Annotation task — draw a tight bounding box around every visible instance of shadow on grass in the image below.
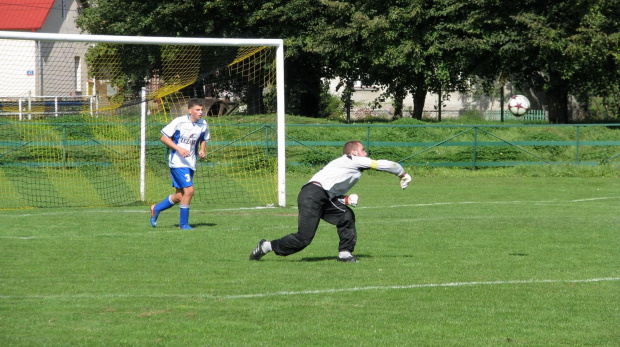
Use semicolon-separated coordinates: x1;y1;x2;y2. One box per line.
298;254;413;262
176;222;217;228
299;256;342;262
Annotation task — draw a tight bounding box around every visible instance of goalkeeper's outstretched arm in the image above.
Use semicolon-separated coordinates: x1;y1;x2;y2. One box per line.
368;159;411;190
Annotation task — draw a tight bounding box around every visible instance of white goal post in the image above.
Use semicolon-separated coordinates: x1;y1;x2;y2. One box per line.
0;30;287;208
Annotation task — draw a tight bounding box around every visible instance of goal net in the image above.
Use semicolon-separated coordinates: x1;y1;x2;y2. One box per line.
0;32;285;209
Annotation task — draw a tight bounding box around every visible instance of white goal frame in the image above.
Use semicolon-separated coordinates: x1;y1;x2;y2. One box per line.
0;31;287;207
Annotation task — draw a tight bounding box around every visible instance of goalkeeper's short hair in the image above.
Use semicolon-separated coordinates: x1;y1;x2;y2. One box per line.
343;141;362;155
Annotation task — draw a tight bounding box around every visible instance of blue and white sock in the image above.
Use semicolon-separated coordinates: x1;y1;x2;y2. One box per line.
179;205;190;226
154;195;175;214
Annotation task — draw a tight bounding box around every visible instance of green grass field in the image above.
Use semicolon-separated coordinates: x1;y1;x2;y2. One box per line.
1;174;619;346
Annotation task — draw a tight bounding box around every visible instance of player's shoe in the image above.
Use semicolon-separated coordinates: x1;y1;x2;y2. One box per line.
178;224;193;230
150;204;159;228
249;239;267;261
337;255;358;263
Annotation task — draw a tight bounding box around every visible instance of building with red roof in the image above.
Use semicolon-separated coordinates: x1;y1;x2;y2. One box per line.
0;0;56;31
0;1;88;100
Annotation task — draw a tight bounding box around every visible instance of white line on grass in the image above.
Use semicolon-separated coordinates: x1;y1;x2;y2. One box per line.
1;277;618;301
364;196;620;210
570;197;617;202
0;228;200;239
2;196;618;218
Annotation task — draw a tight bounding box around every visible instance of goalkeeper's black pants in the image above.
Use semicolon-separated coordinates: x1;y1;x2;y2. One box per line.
271;183;357;256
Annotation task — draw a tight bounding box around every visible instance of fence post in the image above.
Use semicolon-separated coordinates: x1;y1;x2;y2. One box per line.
28;91;32;120
473;127;478;170
438;88;442;122
62;126;67;168
575;126;580;164
89;95;94;117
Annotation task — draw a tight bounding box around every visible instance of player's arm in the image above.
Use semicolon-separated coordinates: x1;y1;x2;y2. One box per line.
198;138;207;159
363;157;412;190
198;129;209;159
160;134;190;158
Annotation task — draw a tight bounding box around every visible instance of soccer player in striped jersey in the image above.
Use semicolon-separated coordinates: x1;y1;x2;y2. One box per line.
150;99;210;230
250;140;411;262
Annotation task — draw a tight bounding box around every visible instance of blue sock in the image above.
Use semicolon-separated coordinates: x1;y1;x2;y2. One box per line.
179;205;190;226
154;195;175;214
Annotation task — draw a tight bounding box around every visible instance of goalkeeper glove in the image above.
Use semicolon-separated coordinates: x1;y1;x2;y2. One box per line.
338;194;359;207
400;173;412;190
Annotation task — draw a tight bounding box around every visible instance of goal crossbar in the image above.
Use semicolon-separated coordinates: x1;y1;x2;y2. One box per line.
0;31;283;47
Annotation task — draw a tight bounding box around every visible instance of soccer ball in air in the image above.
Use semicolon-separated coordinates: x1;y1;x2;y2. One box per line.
507;95;530;116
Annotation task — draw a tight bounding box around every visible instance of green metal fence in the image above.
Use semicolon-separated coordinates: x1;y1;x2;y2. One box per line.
2;121;619;171
284;123;620;169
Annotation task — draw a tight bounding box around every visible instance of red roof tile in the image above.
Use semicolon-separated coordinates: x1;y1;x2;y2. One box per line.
0;0;56;31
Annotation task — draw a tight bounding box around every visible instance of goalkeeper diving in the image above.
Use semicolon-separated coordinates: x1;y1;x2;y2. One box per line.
250;140;411;263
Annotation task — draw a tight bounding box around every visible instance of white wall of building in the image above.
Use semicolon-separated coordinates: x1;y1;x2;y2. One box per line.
0;0;88;99
39;0;83;35
0;39;37;97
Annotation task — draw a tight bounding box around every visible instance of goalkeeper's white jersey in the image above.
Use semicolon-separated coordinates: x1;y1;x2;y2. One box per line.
161;115;210;170
309;155;405;198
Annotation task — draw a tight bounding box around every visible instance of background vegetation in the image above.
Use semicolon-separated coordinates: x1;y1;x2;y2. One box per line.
212;114;620;172
77;0;619;123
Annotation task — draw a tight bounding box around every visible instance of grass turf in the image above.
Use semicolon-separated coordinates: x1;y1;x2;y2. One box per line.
1;175;619;346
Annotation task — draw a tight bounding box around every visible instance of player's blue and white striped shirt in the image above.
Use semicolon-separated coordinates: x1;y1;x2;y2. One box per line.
161;115;210;171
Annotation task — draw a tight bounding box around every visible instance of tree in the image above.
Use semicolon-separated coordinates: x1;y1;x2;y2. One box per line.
248;0;339;117
78;0;619;122
440;0;619;123
78;1;208;37
356;1;429;119
343;1;477;120
78;0;279;114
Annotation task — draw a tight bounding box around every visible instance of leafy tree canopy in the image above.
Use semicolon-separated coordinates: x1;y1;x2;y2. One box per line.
78;0;619;122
